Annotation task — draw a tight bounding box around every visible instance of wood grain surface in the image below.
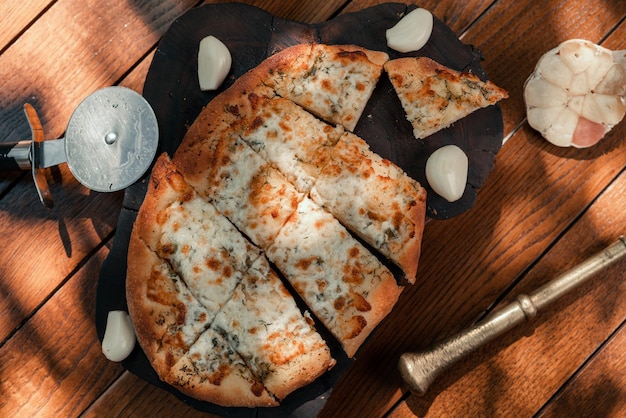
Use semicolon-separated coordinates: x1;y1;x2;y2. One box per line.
1;0;624;417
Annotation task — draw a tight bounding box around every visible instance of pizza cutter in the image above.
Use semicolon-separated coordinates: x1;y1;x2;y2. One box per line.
0;86;159;208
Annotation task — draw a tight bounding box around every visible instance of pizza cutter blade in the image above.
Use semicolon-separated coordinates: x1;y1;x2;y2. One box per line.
0;86;159;208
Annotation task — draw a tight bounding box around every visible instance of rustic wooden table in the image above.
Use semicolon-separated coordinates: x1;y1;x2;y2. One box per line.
1;1;625;417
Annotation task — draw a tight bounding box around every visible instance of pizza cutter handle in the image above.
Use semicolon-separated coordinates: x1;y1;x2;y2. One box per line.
0;140;32;170
0;104;53;208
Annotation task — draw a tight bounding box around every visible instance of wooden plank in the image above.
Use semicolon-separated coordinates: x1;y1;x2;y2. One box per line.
0;244;125;417
0;178;123;342
537;323;626;418
82;372;215;417
0;0;53;52
389;167;626;417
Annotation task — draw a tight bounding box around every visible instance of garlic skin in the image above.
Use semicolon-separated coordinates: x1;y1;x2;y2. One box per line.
198;35;232;91
524;39;626;148
425;145;468;203
386;8;433;53
102;310;136;362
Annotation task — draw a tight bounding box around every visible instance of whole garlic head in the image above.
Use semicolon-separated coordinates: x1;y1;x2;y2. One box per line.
524;39;626;148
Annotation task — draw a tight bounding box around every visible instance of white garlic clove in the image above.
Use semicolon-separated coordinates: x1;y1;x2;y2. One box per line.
524;77;568;108
559;40;596;75
102;310;136;362
386;8;433;53
425;145;468;203
597;63;626;96
198;35;232;91
581;93;626;126
543;107;580;147
537;52;573;90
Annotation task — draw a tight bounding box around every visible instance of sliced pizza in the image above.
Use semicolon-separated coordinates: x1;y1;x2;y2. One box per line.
310;132;426;283
212;256;334;400
266;197;403;358
384;56;508;139
128;154;334;406
261;43;389;131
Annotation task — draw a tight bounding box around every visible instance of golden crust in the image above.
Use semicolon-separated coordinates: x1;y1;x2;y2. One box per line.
126;227;202;378
340;270;404;357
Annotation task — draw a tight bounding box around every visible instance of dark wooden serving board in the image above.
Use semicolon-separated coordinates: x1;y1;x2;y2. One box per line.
97;2;504;416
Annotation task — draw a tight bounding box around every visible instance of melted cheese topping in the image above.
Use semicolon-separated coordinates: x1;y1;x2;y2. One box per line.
387;57;507;139
147;258;213;351
158;194;261;321
207;134;303;249
239;93;343;193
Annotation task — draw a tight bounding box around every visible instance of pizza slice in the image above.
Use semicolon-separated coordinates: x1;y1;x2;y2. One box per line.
310;132;426;283
235;89;344;193
134;153;262;319
266;197;403;358
384;56;508;139
175;131;304;250
212;255;335;400
261;43;389;131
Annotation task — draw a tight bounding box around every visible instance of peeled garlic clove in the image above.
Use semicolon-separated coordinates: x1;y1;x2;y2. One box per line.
198;35;232;91
524;39;626;148
386;8;433;53
425;145;468;202
102;310;136;362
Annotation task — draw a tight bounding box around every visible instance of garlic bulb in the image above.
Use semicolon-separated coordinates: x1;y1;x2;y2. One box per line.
198;35;232;91
425;145;468;202
102;310;136;362
524;39;626;148
386;8;433;53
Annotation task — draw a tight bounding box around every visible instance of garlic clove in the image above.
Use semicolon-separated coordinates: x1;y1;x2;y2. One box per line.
543;107;580;147
386;8;433;53
537;52;573;90
581;93;626;126
102;310;136;362
524;77;568;108
425;145;468;203
572;117;606;148
597;63;626;96
198;35;232;91
559;40;596;75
